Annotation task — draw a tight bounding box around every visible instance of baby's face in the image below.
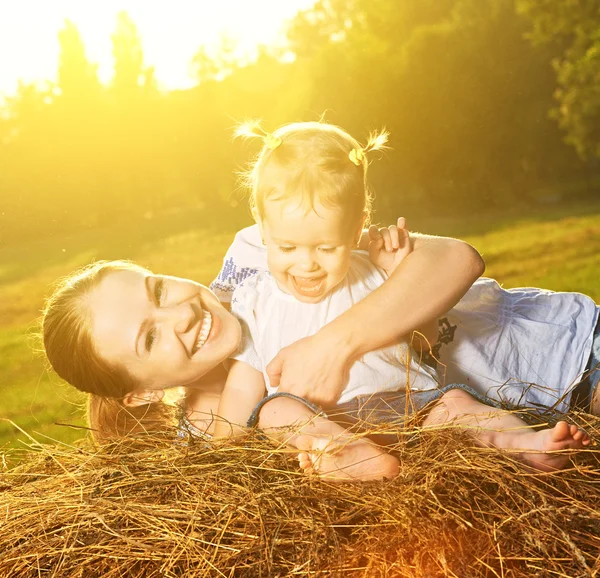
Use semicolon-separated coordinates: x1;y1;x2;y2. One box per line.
260;199;361;303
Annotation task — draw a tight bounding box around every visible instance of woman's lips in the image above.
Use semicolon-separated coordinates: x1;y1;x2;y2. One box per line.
194;308;221;355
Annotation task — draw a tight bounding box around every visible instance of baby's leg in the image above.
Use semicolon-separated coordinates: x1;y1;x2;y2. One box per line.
424;389;591;471
257;396;399;482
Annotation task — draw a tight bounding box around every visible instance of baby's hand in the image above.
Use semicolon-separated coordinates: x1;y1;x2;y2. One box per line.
368;217;412;275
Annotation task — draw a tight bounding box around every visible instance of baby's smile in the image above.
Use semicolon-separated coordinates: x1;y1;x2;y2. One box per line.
290;274;326;297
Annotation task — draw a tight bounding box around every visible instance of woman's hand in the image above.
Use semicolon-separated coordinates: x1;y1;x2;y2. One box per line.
368;217;412;275
266;329;352;407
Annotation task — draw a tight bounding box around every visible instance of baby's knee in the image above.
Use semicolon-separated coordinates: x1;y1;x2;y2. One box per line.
255;395;318;430
423;388;476;425
439;388;475;406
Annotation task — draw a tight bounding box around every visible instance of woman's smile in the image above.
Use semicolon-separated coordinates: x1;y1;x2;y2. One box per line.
192;309;214;354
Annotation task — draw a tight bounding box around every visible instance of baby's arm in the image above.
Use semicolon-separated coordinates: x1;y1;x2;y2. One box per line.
213;363;399;480
214;360;266;438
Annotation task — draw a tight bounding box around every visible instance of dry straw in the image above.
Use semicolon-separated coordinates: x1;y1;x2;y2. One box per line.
1;412;600;577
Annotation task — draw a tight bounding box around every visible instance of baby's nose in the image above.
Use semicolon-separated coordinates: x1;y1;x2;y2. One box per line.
298;251;319;270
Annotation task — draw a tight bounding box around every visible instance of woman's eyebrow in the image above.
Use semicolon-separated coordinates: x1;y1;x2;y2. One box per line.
134;276;153;357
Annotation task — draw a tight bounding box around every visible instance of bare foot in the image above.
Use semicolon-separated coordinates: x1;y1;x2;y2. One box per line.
295;434;400;482
514;421;591;471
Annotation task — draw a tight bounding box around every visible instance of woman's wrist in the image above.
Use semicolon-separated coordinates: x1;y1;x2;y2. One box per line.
316;316;362;361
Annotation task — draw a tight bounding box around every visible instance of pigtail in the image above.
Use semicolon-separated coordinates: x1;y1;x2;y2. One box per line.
234;119;265;140
364;129;390;153
234;120;282;150
349;129;390;166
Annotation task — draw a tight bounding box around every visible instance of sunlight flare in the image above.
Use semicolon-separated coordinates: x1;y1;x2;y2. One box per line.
0;0;315;96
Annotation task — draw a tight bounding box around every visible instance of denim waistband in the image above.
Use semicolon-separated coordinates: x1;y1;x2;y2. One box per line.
246;392;323;428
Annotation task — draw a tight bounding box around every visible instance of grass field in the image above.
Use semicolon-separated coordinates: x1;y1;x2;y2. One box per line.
1;199;599;451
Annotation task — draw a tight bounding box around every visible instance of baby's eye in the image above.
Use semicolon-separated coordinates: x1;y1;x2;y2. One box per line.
318;247;338;253
278;246;296;253
154;277;165;304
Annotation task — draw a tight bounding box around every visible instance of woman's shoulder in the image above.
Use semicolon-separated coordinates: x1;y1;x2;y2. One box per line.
233;224;263;247
210;225;268;302
231;271;277;312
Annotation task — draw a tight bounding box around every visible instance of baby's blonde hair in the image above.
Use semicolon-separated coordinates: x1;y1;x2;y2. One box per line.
236;120;388;230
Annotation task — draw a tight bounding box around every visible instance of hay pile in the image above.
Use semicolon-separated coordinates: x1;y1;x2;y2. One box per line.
2;416;600;578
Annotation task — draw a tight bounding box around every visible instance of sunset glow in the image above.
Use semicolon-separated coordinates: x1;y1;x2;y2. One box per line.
0;0;315;97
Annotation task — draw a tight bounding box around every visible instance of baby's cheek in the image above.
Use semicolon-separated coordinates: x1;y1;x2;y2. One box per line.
333;253;352;276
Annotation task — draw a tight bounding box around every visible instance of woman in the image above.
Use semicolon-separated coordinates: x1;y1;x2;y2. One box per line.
41;226;594;478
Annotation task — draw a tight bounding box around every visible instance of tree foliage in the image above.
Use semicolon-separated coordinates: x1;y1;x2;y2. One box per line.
518;0;600;158
0;3;596;246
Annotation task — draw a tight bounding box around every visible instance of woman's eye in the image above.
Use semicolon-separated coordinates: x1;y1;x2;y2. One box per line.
145;327;157;352
154;278;165;304
278;246;295;253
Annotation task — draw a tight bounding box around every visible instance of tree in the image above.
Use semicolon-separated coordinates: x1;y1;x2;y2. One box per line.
111;11;156;97
57;20;101;100
518;0;600;158
286;0;571;213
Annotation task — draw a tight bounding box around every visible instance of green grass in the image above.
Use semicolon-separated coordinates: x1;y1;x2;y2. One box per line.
0;211;243;452
464;213;600;300
1;200;598;451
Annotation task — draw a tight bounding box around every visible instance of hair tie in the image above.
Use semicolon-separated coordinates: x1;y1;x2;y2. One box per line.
264;133;282;150
349;147;365;166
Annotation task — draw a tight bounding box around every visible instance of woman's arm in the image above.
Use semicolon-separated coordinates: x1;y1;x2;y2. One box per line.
266;232;485;406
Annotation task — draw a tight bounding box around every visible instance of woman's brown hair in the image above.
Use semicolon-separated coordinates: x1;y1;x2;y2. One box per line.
42;260;177;443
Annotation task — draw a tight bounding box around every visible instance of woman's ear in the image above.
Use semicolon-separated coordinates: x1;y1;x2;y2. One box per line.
122;388;165;408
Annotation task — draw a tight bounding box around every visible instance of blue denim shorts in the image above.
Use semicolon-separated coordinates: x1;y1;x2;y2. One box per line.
570;309;600;412
247;384;498;432
247;392;324;428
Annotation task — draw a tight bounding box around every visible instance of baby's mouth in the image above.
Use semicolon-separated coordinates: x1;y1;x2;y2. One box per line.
192;310;213;354
291;275;326;297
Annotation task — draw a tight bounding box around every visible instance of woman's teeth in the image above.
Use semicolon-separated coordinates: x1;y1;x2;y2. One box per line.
194;310;213;352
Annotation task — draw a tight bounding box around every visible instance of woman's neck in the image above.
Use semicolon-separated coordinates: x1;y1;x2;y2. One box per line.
183;364;227;435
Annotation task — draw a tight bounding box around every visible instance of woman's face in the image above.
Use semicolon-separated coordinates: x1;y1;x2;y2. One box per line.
87;269;241;390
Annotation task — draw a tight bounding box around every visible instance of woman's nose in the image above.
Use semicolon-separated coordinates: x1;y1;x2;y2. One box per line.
158;301;201;334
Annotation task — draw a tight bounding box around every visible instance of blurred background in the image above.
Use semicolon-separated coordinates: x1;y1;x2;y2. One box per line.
1;0;599;451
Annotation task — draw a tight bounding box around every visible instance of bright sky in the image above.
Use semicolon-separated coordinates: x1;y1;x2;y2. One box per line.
0;0;316;97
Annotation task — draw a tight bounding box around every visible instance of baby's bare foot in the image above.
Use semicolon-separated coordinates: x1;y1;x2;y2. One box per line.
518;421;591;471
295;434;399;482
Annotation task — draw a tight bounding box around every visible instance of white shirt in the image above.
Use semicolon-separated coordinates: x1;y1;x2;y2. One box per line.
435;278;598;413
210;225;266;304
228;253;439;404
211;225;599;411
